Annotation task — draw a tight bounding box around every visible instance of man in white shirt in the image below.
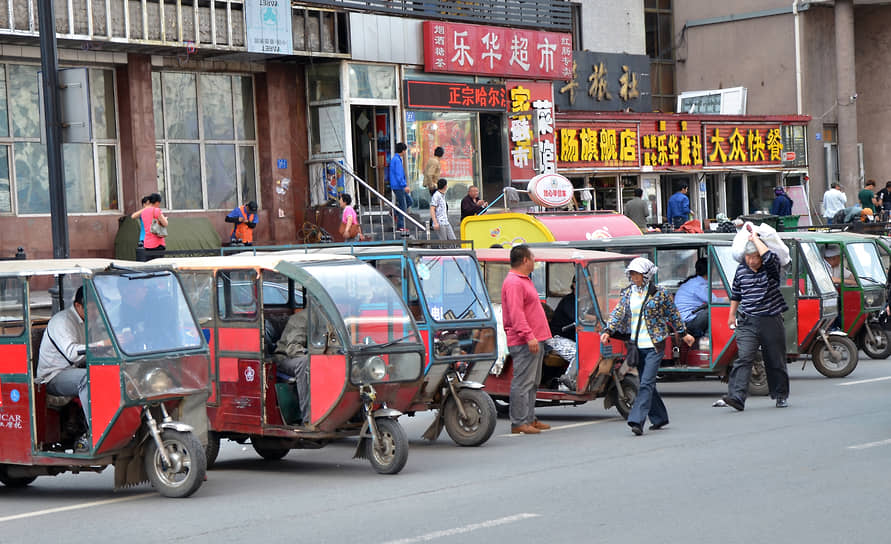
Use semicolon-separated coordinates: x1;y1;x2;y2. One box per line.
822;182;847;224
430;178;456;241
36;287;92;451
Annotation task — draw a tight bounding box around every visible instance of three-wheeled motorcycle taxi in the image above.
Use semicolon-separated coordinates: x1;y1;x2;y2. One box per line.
0;259;210;497
475;247;640;417
157;254;425;474
280;243;499;446
558;233;848;387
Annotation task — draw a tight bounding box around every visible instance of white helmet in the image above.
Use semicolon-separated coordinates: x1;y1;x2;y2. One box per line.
626;257;658;284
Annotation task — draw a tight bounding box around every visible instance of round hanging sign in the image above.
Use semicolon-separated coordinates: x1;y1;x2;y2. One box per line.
527;173;574;208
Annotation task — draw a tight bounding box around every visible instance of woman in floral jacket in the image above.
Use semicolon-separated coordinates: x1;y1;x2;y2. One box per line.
601;257;694;436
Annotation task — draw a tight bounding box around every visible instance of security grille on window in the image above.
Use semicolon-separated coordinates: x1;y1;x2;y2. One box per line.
0;65;120;214
153;72;259;211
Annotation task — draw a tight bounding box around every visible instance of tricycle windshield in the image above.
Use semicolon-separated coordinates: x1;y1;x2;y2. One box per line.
654;249;699;289
800;242;837;295
93;273;203;356
303;263;421;347
846;243;886;287
713;246;740;286
414;255;491;322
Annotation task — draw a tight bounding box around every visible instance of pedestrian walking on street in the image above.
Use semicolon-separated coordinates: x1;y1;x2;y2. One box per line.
723;232;790;411
502;245;552;435
424;146;444;196
601;258;693;436
822;182;847;224
388;142;409;231
770;187;793;216
623;188;649;229
430;178;456;241
667;184;691;229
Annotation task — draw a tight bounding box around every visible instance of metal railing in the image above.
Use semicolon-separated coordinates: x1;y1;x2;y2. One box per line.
0;0;348;56
328;161;430;241
299;0;572;31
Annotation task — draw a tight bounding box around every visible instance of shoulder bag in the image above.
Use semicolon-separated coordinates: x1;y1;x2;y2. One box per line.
150;218;168;238
623;288;654;368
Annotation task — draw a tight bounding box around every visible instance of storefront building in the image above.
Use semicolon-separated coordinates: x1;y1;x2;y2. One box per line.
556;112;810;225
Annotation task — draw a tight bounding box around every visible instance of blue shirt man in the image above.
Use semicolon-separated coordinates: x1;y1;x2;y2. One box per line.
675;275;708;323
388;142;409;230
667;185;690;228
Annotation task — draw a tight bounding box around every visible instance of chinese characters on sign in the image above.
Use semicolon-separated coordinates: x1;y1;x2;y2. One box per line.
508;81;556;181
554;51;651;112
704;124;783;166
557;123;639;169
423;21;573;80
244;0;293;53
404;81;508;112
639;119;703;168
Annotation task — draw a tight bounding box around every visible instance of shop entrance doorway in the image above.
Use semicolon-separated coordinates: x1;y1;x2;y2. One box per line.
479;113;506;204
351;105;395;196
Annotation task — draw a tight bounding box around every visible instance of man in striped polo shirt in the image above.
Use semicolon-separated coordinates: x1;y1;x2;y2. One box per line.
723;233;790;410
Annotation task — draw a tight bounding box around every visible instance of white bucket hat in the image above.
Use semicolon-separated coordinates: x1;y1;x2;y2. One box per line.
626;257;658;284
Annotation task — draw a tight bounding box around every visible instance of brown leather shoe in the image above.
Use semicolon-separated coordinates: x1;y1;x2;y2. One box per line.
531;420;551;430
511;424;541;434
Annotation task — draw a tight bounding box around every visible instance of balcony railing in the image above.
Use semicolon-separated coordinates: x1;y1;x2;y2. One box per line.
300;0;572;31
0;0;348;56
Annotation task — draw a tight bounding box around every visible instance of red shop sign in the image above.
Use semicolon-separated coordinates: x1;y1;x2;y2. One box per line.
404;80;507;112
704;124;784;167
423;21;573;80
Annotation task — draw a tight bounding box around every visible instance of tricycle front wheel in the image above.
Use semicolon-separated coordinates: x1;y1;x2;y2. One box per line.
812;335;859;378
443;389;497;447
0;465;36;488
251;437;290;461
144;430;206;498
610;374;639;419
366;418;408;475
859;327;891;360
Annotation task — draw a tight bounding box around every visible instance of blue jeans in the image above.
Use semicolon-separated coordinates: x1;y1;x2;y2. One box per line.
627;346;668;428
392;189;409;229
47;367;90;431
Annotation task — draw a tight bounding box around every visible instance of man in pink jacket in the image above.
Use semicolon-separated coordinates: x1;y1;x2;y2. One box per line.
502;245;552;434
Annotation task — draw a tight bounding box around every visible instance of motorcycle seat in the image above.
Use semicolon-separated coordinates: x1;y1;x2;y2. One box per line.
47;394;75;408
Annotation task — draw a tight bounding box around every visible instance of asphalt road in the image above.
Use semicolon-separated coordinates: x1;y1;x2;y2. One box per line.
2;358;891;543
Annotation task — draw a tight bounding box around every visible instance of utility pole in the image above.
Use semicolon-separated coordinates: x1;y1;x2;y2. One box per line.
37;0;69;259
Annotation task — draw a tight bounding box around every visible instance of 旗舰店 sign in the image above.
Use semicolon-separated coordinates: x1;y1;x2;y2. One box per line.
245;0;293;54
507;81;555;182
404;81;507;112
423;21;573;80
528;173;574;208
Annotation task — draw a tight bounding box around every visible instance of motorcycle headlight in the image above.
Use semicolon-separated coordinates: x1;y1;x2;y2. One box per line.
145;369;174;393
865;294;877;307
366;356;387;381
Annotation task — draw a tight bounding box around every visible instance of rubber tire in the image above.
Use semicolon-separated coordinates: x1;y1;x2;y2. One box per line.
366;418;408;475
859;327;891;360
144;430;206;498
442;389;498;447
205;431;221;469
251;437;290;461
610;374;639;419
0;465;36;488
492;397;510;418
747;359;770;396
812;335;859;378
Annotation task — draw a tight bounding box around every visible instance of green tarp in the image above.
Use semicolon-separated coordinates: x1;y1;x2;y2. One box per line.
114;217;222;260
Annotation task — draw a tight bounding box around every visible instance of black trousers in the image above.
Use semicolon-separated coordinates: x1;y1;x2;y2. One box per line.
728;313;789;403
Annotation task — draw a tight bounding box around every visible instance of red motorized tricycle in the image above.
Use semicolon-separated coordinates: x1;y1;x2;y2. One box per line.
0;260;210;497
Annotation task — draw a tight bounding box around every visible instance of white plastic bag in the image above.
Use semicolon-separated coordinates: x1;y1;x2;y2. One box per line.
731;221;791;265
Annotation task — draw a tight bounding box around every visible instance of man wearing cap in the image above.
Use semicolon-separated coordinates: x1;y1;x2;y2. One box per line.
822;182;846;224
822;245;855;286
226;201;259;245
723;233;790;411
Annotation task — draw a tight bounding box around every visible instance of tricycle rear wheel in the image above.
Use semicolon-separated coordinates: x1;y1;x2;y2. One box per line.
251;437;290;461
443;389;497;447
0;465;36;488
205;431;221;469
858;327;891;359
144;429;206;498
812;335;859;378
610;374;639;419
747;359;769;396
366;418;408;475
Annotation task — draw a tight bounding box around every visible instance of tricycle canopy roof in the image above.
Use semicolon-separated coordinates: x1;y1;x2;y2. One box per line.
274;245;480;260
475;247;630;264
152;253;350;270
546;234;732;250
0;258;146;277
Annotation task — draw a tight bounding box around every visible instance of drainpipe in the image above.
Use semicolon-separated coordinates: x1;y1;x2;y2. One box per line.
793;0;803;115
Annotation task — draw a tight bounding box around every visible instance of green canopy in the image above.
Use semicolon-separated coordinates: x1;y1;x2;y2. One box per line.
115;217;222;260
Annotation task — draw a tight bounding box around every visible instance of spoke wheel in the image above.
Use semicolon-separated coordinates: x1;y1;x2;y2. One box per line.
610;374;639;419
859;327;891;360
366;418;408;475
747;358;770;396
812;335;859;378
443;389;497;447
144;430;206;498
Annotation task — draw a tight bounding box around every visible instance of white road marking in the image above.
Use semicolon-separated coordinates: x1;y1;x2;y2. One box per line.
499;417;621;438
381;513;540;544
0;492;154;523
838;376;891;386
847;438;891;451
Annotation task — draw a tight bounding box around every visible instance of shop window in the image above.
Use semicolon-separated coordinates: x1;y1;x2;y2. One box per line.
153;72;258;211
645;0;675;112
747;174;779;214
0;65;121;214
347;64;396;101
406;110;479;210
781;125;808;168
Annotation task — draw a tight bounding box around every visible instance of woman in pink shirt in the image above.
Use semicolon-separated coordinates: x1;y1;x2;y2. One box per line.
139;193;168;261
339;193;361;243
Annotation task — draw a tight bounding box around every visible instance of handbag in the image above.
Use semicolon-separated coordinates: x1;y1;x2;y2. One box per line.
623;288;653;368
150;218;168;238
339;220;360;239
